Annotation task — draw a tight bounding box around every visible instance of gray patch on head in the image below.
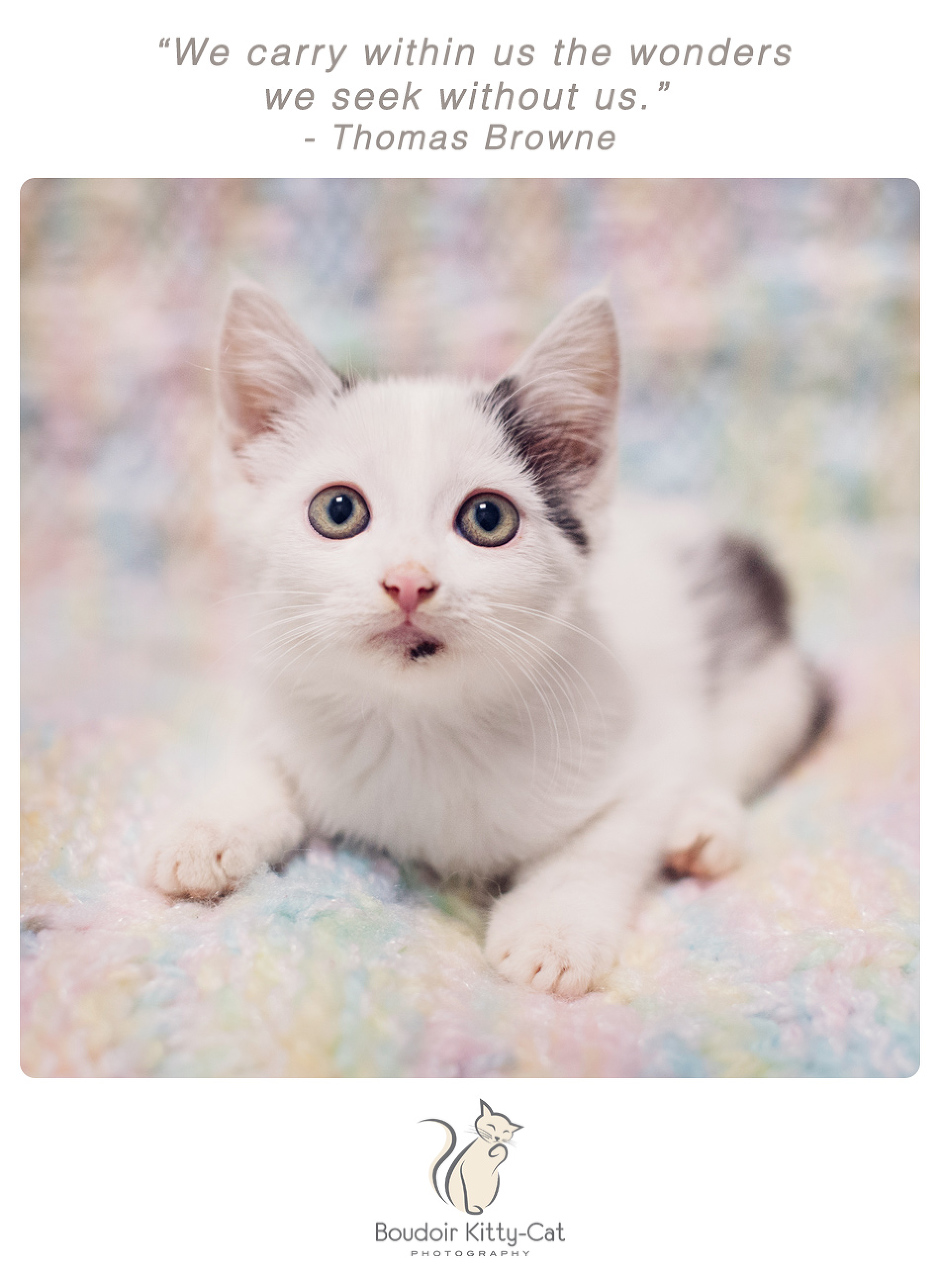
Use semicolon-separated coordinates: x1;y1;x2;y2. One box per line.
687;534;791;683
481;378;589;552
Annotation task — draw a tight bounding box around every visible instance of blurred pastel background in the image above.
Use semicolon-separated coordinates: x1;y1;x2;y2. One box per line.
21;179;918;1077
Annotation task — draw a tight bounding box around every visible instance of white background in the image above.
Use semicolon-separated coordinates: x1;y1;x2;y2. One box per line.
7;2;931;1273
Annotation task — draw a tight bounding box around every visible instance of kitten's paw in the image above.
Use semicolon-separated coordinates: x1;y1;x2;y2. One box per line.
150;808;304;899
663;786;746;879
151;821;263;898
485;903;615;998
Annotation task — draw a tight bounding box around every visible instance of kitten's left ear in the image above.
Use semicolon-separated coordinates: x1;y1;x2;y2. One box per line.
217;285;343;452
480;1100;494;1117
486;291;620;518
509;1123;523;1134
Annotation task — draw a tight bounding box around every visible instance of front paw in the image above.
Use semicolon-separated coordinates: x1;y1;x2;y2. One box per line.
150;820;265;899
485;897;616;998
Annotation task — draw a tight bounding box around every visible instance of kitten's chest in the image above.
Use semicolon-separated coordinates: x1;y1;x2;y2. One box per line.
271;698;604;874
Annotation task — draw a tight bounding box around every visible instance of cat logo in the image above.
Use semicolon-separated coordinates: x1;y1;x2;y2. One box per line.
422;1100;523;1214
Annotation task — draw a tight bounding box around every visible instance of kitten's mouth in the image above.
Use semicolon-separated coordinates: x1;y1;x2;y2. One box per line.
408;639;442;661
372;620;445;663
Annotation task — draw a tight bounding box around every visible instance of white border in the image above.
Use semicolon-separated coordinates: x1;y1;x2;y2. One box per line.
9;3;930;1273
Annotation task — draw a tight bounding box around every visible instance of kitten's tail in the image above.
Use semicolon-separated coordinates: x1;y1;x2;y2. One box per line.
421;1119;457;1203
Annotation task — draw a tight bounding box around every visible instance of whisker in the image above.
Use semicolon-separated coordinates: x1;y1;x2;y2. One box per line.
483;612;600;709
477;617;584;781
261;624;342;688
475;624;568;786
491;601;623;667
463;632;541;785
481;610;612;756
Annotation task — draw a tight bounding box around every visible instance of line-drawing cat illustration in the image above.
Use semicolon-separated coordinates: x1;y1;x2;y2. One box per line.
423;1100;523;1214
150;285;831;997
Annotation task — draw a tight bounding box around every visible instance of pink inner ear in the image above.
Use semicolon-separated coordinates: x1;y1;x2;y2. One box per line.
217;286;341;450
487;292;620;516
505;291;619;434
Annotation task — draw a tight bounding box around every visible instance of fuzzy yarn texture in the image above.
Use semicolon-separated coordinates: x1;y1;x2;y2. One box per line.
21;178;918;1077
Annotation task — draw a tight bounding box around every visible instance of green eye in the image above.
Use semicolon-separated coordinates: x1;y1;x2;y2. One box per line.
308;486;370;539
456;493;520;547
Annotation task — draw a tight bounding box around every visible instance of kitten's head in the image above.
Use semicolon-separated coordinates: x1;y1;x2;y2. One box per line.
216;285;619;703
474;1100;522;1145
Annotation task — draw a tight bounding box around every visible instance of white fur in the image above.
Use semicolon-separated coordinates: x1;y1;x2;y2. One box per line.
151;288;821;998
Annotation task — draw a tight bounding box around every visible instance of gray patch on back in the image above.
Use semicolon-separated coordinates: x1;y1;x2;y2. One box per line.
687;534;791;683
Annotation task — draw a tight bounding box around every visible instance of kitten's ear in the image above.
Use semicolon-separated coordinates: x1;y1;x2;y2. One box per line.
509;1123;523;1133
480;1100;494;1117
486;291;620;505
217;285;343;450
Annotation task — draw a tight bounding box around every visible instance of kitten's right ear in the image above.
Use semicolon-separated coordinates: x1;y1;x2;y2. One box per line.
217;285;342;450
485;291;619;530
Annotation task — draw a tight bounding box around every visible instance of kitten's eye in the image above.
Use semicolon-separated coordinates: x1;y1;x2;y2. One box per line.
308;486;371;539
456;493;519;547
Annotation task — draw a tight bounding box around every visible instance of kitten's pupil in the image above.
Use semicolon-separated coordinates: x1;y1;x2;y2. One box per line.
329;494;353;525
475;501;501;533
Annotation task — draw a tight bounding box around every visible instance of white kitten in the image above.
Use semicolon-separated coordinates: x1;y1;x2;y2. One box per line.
151;286;828;998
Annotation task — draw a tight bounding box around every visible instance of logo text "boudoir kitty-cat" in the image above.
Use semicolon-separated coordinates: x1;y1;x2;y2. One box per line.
375;1222;566;1245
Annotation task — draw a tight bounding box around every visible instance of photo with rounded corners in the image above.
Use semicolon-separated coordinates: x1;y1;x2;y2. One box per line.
21;178;918;1078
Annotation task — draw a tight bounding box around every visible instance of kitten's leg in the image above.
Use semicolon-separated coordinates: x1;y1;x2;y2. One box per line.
665;646;829;880
709;643;831;800
485;801;668;998
150;753;305;899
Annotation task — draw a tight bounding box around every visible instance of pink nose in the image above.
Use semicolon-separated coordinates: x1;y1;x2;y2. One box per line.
382;563;439;615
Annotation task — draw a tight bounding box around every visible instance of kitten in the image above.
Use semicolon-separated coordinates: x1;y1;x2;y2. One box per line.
424;1100;522;1214
151;285;829;997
